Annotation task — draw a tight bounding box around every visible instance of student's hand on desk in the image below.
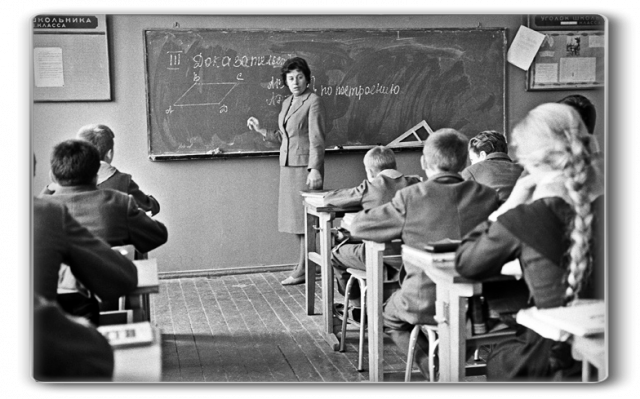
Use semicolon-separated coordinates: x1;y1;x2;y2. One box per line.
307;169;322;190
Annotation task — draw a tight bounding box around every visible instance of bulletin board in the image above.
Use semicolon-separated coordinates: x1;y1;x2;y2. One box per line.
526;30;606;91
32;14;111;102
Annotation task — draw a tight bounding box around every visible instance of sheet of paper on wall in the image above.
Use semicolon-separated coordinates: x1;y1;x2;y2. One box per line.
34;47;64;87
507;25;546;71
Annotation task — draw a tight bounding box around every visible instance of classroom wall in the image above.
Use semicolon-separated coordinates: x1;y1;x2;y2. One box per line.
31;14;605;274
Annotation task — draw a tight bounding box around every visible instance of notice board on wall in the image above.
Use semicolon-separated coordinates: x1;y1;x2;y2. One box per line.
143;28;506;160
527;30;605;90
33;14;111;102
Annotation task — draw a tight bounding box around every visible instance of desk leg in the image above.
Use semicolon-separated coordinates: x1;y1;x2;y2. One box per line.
435;284;451;382
127;294;146;322
319;214;340;351
305;207;316;315
143;293;151;322
449;293;467;382
366;241;385;382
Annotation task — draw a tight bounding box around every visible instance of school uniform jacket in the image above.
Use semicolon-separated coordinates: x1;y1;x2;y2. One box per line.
39;162;161;216
454;196;604;380
324;169;422;210
263;89;326;172
34;295;114;381
33;197;138;302
461;152;524;202
46;185;168;254
349;172;500;325
96;162;160;216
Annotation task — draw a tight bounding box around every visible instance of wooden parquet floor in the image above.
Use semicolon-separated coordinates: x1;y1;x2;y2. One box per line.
150;270;485;383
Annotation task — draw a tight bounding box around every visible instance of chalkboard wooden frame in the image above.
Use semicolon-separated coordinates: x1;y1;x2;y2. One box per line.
143;28;507;161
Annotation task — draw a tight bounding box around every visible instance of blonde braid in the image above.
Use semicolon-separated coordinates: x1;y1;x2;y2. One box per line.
513;103;596;304
562;133;594;304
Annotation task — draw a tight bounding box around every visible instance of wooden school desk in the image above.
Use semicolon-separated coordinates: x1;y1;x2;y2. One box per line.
516;301;606;382
572;334;606;382
365;240;387;382
401;245;516;382
128;259;160;322
110;326;162;381
302;194;359;350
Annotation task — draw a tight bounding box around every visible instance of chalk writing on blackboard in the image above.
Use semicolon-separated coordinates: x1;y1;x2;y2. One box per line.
144;29;506;159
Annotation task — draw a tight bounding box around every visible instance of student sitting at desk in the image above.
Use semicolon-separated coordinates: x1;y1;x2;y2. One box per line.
455;103;604;381
460;130;523;202
325;146;421;319
41;124;161;216
34;152;137;312
34;195;138;316
34;294;114;381
349;129;500;378
41;139;168;323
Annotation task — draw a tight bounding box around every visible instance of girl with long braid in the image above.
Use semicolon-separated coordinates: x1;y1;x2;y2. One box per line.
455;103;604;381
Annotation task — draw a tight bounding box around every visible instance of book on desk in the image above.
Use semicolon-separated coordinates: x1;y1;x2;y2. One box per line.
97;321;154;348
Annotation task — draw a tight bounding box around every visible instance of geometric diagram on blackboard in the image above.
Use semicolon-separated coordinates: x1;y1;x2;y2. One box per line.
387;120;434;148
173;82;238;107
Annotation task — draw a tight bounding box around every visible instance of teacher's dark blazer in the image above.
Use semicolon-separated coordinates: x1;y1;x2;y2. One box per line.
264;89;326;171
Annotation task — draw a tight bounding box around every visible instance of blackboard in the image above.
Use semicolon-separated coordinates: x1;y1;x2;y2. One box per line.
144;29;506;160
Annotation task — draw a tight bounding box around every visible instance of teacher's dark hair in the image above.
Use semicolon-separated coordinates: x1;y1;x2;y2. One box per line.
281;57;311;84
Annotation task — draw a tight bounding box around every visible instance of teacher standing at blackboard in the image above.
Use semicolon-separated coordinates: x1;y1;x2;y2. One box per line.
247;57;326;286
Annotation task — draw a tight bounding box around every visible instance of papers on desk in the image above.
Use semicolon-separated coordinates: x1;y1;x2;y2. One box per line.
98;322;154;348
516;300;605;341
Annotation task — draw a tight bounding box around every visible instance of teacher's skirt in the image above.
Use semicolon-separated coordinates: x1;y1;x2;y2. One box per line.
278;165;310;234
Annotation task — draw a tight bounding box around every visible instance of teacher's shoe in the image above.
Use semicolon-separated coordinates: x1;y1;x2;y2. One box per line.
281;275;305;286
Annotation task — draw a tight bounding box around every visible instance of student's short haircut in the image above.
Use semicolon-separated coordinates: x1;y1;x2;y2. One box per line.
77;124;115;160
280;57;311;84
422;128;468;173
468;130;508;155
557;94;596;134
50;139;101;186
364;146;396;171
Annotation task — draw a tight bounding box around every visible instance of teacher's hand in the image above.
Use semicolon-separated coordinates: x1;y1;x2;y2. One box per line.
246;116;265;136
307;169;322;190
